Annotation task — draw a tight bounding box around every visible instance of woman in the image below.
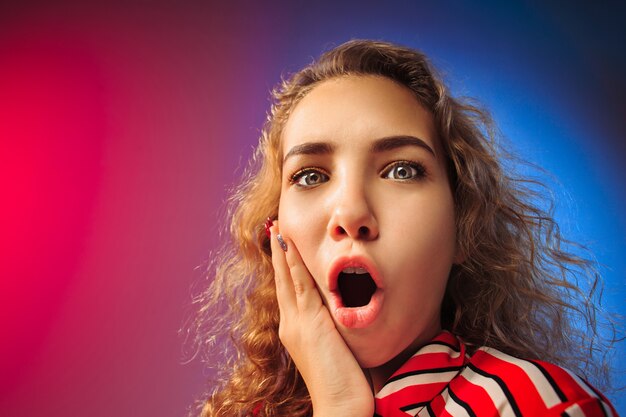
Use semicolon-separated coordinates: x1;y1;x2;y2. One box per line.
192;40;618;416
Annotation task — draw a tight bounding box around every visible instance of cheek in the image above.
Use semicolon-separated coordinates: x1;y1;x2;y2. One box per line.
278;200;331;296
387;193;457;270
278;194;325;268
278;194;314;238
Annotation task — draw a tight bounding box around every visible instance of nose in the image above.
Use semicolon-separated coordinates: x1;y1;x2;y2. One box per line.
327;182;379;241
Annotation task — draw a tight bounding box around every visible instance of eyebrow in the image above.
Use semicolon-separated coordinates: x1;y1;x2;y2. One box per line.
283;142;335;163
283;135;435;164
370;135;435;156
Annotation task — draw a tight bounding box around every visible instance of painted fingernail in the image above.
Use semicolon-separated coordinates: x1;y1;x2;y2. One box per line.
276;233;288;252
264;217;273;239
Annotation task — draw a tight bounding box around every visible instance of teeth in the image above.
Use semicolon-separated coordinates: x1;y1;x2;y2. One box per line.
341;267;368;274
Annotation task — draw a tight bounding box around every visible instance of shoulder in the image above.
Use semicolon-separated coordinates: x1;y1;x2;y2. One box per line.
448;346;618;417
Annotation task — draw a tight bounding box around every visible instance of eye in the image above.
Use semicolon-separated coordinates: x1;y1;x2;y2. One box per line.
382;161;426;181
290;168;329;188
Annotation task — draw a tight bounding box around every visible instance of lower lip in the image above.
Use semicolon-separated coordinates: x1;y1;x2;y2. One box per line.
330;289;384;329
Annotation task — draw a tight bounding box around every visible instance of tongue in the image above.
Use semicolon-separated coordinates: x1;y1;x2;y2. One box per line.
338;272;377;308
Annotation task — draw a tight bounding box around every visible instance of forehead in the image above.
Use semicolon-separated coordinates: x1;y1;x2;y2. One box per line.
281;75;439;153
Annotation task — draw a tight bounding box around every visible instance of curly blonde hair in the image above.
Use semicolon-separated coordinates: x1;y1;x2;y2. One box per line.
189;40;611;417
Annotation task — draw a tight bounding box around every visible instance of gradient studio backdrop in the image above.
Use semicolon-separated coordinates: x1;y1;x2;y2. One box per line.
1;1;624;416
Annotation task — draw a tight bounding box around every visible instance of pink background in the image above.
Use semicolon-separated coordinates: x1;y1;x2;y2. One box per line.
1;1;624;415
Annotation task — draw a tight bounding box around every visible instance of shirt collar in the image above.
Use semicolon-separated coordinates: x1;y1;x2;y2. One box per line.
374;331;468;416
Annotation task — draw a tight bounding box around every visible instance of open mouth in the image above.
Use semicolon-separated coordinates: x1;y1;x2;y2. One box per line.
328;257;383;328
337;267;377;308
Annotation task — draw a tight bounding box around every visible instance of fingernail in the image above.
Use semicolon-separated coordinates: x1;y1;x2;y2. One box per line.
276;233;288;252
264;217;273;239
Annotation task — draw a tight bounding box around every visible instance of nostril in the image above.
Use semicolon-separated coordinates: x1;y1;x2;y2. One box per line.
332;225;373;238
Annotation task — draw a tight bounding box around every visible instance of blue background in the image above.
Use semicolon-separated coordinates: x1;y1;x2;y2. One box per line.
1;1;623;415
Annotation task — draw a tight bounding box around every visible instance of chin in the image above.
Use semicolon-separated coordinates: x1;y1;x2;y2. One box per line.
356;356;388;369
348;324;441;371
349;341;398;368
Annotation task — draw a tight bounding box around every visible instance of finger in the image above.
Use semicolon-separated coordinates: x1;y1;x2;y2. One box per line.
269;223;296;315
280;234;324;312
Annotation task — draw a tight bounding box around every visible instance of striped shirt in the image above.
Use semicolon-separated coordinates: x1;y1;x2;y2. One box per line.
374;331;618;417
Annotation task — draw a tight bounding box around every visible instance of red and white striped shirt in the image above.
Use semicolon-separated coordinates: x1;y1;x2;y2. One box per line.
374;331;618;417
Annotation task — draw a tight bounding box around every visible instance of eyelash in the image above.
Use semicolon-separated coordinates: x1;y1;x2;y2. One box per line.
381;160;427;181
288;160;427;188
289;166;330;188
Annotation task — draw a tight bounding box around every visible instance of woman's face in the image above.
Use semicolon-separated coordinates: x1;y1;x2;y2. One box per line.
278;75;460;369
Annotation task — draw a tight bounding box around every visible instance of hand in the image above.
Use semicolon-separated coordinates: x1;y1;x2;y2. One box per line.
270;223;374;417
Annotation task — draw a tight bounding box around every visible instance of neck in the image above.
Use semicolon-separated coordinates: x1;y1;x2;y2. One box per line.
365;325;442;393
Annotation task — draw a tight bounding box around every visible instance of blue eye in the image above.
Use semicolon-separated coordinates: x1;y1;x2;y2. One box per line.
291;169;329;188
382;161;426;181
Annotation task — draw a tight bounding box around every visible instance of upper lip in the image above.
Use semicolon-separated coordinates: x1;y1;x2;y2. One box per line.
328;254;383;293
